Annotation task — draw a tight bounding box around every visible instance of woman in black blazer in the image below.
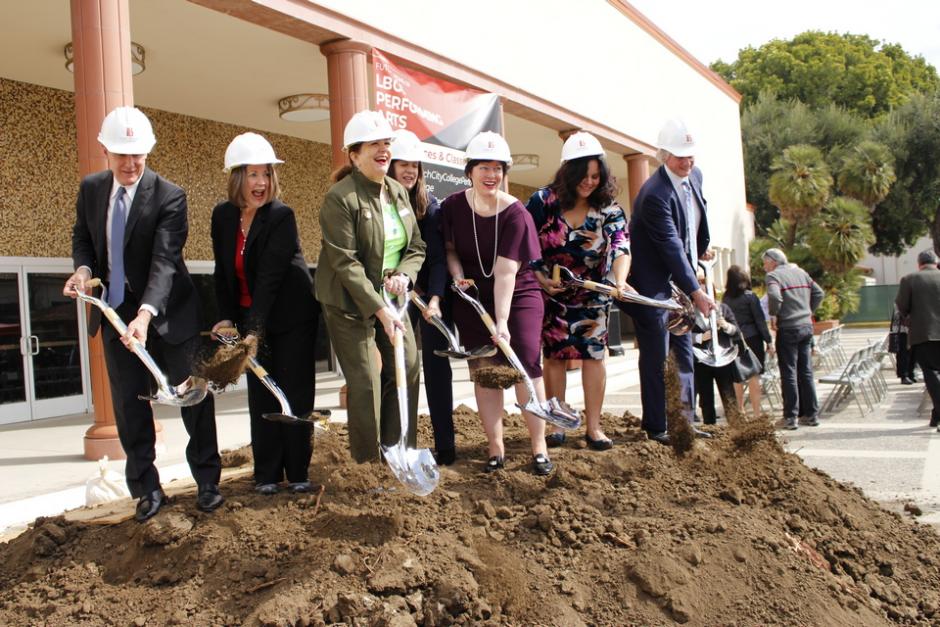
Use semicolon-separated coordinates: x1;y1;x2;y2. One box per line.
211;133;320;495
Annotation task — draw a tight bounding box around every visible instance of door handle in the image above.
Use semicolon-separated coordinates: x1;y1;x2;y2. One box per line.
29;335;39;355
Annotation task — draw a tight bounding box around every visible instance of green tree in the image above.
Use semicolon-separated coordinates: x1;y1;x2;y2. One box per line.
836;140;896;208
768;144;832;247
741;93;866;231
871;91;940;255
807;197;876;272
713;31;939;117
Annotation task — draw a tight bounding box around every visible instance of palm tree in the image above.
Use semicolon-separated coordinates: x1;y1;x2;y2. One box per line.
807;196;875;274
837;140;896;209
768;144;833;247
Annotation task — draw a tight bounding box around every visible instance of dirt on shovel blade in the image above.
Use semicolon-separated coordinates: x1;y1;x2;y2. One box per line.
4;397;940;626
195;335;258;391
471;365;523;389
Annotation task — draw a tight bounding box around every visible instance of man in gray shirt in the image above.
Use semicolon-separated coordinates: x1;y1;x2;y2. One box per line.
763;248;825;429
896;249;940;429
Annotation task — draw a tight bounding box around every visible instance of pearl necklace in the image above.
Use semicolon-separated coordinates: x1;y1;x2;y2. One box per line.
470;189;498;279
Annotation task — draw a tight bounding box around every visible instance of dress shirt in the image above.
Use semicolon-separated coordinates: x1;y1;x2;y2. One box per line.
663;166;702;259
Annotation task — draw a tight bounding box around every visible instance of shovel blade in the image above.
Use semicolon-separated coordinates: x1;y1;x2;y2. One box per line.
139;377;208;407
692;345;739;368
383;444;440;496
517;398;582;430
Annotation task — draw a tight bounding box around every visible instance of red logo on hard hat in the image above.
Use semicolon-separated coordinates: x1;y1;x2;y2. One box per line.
487;141;494;149
578;140;585;147
126;127;134;137
685;134;692;143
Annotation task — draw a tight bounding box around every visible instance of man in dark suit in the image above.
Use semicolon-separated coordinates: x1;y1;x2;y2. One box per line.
896;249;940;429
617;119;716;445
64;106;223;521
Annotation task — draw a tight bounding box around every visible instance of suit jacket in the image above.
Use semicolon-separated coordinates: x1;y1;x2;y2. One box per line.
627;165;710;300
315;168;426;318
896;267;940;346
211;199;319;335
71;168;200;344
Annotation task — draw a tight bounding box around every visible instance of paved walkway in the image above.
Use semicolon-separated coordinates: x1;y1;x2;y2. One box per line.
2;326;935;539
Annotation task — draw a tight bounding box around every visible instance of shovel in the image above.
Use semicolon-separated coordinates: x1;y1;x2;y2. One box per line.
553;265;701;335
381;289;440;496
409;293;497;360
71;279;208;407
691;260;738;368
212;329;330;429
451;281;581;430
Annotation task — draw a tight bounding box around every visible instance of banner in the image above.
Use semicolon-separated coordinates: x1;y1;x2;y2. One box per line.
373;48;501;198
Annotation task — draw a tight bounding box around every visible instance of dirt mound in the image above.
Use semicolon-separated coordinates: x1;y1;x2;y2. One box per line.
2;408;940;626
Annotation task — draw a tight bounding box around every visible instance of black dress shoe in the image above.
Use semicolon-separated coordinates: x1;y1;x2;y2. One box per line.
434;447;456;466
647;431;671;445
931;416;940;428
585;434;614;451
692;427;713;439
483;456;504;473
545;432;566;448
196;484;224;512
135;489;168;522
901;377;915;385
532;454;554;476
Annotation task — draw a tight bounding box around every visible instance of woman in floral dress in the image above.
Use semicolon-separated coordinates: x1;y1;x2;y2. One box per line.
527;132;631;450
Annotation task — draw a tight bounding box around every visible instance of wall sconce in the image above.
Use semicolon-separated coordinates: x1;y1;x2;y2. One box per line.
278;93;330;122
511;154;539;172
64;41;146;75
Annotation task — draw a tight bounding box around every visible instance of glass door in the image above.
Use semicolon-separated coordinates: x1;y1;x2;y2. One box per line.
23;269;89;419
0;268;29;424
0;263;90;424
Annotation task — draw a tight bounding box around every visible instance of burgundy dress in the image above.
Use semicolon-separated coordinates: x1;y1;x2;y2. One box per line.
440;191;544;378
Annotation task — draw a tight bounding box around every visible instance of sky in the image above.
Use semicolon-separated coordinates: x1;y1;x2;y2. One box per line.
627;0;940;71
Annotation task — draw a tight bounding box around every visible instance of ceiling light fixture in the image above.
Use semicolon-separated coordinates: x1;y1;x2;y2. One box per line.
64;41;145;75
278;93;330;122
511;154;539;172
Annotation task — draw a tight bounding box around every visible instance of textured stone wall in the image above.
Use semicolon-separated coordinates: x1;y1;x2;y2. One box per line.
0;77;331;262
508;181;538;205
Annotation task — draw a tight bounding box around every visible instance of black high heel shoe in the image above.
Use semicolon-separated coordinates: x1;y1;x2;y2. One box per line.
483;456;504;473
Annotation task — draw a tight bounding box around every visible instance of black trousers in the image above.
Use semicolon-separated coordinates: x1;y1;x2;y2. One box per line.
241;312;317;485
776;324;819;420
896;332;915;379
407;299;455;453
101;301;221;498
694;361;735;424
914;341;940;424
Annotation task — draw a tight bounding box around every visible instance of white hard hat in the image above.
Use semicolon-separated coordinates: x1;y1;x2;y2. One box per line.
561;131;604;163
464;131;512;165
390;129;424;162
656;118;696;157
97;106;156;155
343;110;395;150
223;132;283;172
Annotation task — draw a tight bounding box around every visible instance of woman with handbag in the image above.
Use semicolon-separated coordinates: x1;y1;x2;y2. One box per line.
890;306;916;384
723;265;773;417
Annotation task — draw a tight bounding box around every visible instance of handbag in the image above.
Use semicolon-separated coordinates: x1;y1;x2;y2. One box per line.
731;337;761;383
887;332;900;354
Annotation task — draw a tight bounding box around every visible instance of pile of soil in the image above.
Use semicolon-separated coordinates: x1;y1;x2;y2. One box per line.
2;406;940;626
470;366;524;389
195;334;258;391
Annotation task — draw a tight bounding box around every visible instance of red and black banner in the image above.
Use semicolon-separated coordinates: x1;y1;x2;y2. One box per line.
373;49;501;198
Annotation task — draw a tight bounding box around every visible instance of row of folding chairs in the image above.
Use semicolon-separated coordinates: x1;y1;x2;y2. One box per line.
817;344;888;416
814;326;847;370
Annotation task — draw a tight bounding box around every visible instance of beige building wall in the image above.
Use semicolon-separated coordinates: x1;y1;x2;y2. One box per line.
1;78;330;262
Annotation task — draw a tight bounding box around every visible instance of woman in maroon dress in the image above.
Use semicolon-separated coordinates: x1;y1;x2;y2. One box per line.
441;132;553;476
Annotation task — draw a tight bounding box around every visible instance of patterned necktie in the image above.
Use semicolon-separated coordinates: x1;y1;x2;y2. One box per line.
682;181;697;264
109;187;127;308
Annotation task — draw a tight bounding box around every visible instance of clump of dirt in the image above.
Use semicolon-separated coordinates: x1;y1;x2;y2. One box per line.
195;334;258;391
471;365;523;389
3;406;940;626
665;356;695;454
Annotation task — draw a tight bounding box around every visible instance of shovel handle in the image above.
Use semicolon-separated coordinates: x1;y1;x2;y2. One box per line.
552;265;560;282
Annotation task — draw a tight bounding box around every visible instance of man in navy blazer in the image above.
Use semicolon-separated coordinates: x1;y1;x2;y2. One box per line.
64;107;222;521
617;119;716;445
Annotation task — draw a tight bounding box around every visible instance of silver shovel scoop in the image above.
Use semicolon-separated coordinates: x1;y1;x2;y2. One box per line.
409;293;497;360
381;289;440;496
451;281;581;430
71;279;208;407
691;260;738;368
212;329;330;430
